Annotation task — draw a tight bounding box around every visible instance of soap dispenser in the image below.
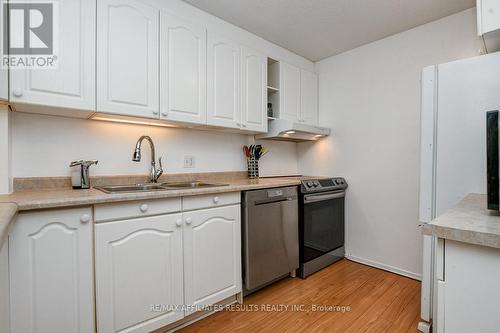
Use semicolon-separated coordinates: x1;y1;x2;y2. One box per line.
70;160;98;189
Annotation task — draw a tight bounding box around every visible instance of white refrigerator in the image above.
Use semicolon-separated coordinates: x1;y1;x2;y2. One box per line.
418;52;500;332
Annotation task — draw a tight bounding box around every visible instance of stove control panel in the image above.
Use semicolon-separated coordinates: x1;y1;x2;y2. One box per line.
301;177;348;193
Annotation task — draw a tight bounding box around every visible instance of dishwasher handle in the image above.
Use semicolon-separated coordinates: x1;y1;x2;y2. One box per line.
304;191;345;203
254;196;296;206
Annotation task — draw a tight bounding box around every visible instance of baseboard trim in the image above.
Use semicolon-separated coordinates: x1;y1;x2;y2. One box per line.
345;254;422;281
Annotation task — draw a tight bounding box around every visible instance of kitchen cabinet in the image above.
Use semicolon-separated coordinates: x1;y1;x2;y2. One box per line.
97;0;159;118
0;240;9;333
433;239;500;333
95;195;241;332
279;62;301;122
183;205;242;314
9;207;94;333
0;68;6;101
160;12;207;124
207;33;241;129
0;0;6;102
477;0;500;53
241;46;267;133
95;214;184;333
478;0;500;35
10;0;95;111
300;69;318;125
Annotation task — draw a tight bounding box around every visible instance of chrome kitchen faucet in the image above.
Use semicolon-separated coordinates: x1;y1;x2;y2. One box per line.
132;136;163;183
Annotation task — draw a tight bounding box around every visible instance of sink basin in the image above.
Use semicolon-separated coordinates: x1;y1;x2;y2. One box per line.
95;181;229;194
161;181;229;189
94;184;168;194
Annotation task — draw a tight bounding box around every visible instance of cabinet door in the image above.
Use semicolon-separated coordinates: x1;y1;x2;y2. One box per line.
0;240;9;333
97;0;159;118
10;0;95;110
241;47;267;133
479;0;500;34
160;12;206;124
280;62;301;122
95;214;184;333
9;207;94;333
0;1;6;101
206;33;240;129
183;205;242;315
300;69;318;125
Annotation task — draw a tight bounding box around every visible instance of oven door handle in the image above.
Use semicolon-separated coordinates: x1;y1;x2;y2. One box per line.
304;191;345;203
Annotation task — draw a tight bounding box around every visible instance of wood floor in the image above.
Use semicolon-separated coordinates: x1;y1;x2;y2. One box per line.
179;259;421;333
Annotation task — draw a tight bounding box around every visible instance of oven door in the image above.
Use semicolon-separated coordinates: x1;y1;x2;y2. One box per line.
302;190;345;263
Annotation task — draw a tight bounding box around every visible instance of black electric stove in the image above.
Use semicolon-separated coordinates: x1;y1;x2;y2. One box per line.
298;177;348;278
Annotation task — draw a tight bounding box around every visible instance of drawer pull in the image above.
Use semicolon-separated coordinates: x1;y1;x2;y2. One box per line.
176;219;183;227
80;214;91;223
13;90;23;98
185;217;193;225
140;204;149;213
213;196;220;204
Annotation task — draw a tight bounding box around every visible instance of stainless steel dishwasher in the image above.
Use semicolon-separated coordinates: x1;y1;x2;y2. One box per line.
242;186;299;295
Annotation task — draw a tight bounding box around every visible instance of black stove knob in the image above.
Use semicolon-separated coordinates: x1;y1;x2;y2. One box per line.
306;181;313;187
313;180;320;187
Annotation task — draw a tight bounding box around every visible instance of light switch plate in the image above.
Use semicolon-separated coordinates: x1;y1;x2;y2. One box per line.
183;155;195;168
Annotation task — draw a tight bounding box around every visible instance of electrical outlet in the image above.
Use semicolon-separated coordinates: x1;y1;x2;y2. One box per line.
183;155;195;168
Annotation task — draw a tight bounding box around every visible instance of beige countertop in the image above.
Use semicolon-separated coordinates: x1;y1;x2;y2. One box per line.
0;175;313;248
423;193;500;249
0;203;18;250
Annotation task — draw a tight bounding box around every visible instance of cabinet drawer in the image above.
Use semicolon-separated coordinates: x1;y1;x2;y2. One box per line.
94;198;181;222
182;192;240;211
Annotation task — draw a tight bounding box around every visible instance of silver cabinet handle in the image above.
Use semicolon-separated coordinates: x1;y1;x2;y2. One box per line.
152;110;159;115
13;90;23;98
161;111;168;117
80;214;91;223
185;217;193;225
176;219;183;227
213;196;219;204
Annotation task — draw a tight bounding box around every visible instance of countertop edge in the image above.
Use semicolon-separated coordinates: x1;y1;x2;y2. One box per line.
422;194;500;250
0;203;18;249
2;179;305;211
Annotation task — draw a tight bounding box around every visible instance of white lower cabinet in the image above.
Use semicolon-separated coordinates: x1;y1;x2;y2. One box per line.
434;240;500;333
9;207;94;333
95;213;184;333
95;202;242;332
183;205;242;315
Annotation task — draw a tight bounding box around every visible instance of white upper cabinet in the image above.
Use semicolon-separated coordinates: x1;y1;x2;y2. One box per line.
97;0;159;118
478;0;500;34
10;0;95;110
160;12;206;124
9;207;94;333
95;214;184;333
0;1;6;101
241;46;267;133
183;205;242;315
280;62;301;122
300;69;318;125
207;33;240;129
0;67;6;100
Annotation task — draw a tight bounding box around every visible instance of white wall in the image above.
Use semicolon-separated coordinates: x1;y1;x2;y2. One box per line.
298;8;482;278
11;112;298;178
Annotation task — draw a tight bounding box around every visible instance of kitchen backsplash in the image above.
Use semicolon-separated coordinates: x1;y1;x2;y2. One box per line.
11;112;299;178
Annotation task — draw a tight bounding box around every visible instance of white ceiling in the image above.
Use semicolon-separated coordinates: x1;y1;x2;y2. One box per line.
183;0;475;61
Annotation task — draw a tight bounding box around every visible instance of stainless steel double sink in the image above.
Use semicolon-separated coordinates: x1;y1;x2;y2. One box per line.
95;181;229;194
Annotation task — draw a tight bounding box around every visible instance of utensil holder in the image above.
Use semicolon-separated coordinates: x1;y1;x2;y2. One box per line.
247;158;259;179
